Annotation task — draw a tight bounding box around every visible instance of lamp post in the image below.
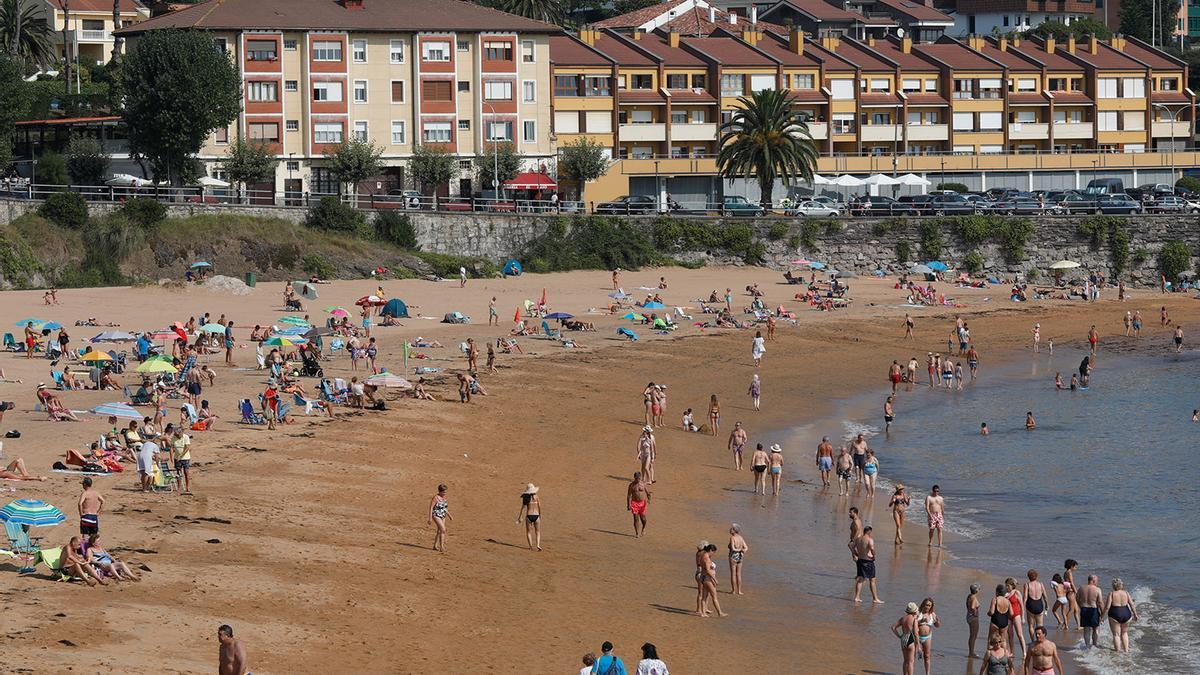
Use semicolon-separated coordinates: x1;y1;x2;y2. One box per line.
483;101;500;200
654;159;660;212
1152;102;1186;186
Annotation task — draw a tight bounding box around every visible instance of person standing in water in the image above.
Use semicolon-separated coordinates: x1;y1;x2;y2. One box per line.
727;524;748;596
627;472;651;538
889;360;903;395
966;344;979;380
925;485;945;547
747;374;761;412
1024;626;1063;675
1104;577;1138;653
428;484;451;553
862;448;880;497
889;485;910;545
836;446;854;496
979;635;1013;675
750;444;770;495
768;444;784;495
884;396;896;433
1088;324;1099;355
815;437;834;487
1174;325;1184;353
966;583;982;659
1023;569;1047;642
1032;323;1041;353
728;422;747;471
850;526;882;604
1078;574;1104;648
515;483;542;551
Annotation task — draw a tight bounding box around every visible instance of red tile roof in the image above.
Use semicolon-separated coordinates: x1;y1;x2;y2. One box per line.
618;90;667;103
593;0;787;34
1085;43;1149;71
830;39;896;71
54;0;144;11
550;34;613;66
753;34;824;67
874;0;953;23
1007;93;1048;105
593;0;689;28
681;36;774;66
788;89;827;103
977;41;1041;70
870;38;941;71
631;34;706;66
1006;42;1081;71
668;89;717;103
15;115;122;126
903;93;949;106
117;0;559;34
1151;91;1191;104
914;43;1000;71
1048;91;1093;105
860;93;902;106
1123;40;1183;70
589;33;657;66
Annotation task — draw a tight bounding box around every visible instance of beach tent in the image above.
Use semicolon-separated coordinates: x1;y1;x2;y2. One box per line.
291;281;319;300
441;312;469;324
381;299;409;318
642;301;665;310
503;260;523;276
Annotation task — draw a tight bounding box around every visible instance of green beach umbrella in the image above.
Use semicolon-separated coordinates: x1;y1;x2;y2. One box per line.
136;359;178;373
279;316;310;327
263;336;306;347
199;323;227;334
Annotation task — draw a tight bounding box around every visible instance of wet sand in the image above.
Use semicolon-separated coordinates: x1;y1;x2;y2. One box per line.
0;269;1194;673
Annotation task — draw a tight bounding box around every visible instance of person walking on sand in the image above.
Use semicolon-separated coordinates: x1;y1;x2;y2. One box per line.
750;444;770;495
884;396;896;433
850;526;882;604
979;635;1013;675
78;477;104;538
724;288;733;313
224;321;235;366
1078;574;1104;648
1174;325;1185;353
766;313;776;341
217;625;249;675
1104;577;1137;653
707;394;720;436
515;483;542;551
627;472;651;538
1024;626;1063;675
728;422;747;471
1124;311;1133;336
892;602;919;675
925;485;944;547
836;446;854;496
1024;569;1047;642
816;437;834;487
488;296;498;326
642;383;656;426
903;313;915;340
360;305;372;339
862;448;880;497
966;583;981;659
751;331;765;367
747;374;761;412
593;641;627;675
1161;305;1170;326
1003;577;1027;659
889;485;910;545
638;426;657;483
466;338;478;373
636;643;668;675
768;444;785;495
428;484;451;552
915;597;940;675
728;524;748;596
612;269;621;291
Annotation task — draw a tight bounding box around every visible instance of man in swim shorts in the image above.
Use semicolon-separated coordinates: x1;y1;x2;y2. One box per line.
849;526;882;604
815;437;834;486
925;485;945;547
78;476;104;536
728;422;747;471
1078;575;1103;647
1024;626;1062;675
627;472;651;538
836;446;854;496
851;434;869;482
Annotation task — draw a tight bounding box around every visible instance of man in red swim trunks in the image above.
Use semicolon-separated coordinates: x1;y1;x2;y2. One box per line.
888;360;902;394
627;472;651;538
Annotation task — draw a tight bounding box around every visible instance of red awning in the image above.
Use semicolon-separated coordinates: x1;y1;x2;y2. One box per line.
504;172;556;190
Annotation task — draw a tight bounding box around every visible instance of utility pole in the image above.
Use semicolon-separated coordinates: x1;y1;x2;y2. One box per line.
61;0;71;98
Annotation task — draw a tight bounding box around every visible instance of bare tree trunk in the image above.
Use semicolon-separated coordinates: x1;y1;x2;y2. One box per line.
111;0;122;62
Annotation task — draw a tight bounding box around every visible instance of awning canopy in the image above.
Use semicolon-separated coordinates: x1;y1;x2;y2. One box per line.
504;172;556;191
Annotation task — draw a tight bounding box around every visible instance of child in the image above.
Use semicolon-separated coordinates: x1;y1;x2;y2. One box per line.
682;408;699;432
1051;573;1069;629
1069;373;1078;390
1055;372;1063;390
954;362;964;390
980;422;989;436
1025;411;1036;430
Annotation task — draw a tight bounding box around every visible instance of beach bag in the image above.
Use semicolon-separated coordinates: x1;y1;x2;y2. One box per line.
82;462;107;474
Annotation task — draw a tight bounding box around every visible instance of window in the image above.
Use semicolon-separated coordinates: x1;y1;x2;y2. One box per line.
286;120;299;132
214;126;229;144
391;121;406;144
424;80;452;102
483;41;512;61
792;73;814;89
585;76;609;96
1097;110;1118;131
312;40;343;62
952;112;974;131
720;73;744;96
458;119;470;130
286;161;300;172
459;160;473;170
487;120;513;141
829;79;853;100
555;111;579;133
285;80;298;92
214;38;228;55
924;78;936;92
630;109;652;124
457;40;470;52
283;39;297;51
391;80;406;103
312;168;337;194
522;80;536;103
1121;77;1144;97
690;109;704;123
353;80;368;103
246;39;277;61
630;74;653;89
869;79;890;92
1122;111;1144;131
1160;77;1179;91
423;122;452;143
831;113;855;134
353;121;369;142
952;145;973;154
390;40;405;63
1014;110;1037;123
978;79;1002;99
980;145;1003;154
666;74;688;89
902;79;921;92
953;79;973;99
691;74;706;89
1015;79;1036;91
314;122;343;144
523;120;536;143
870;112;892;125
1097;78;1117;98
422;40;450;62
485;81;513;100
458;81;470;92
671;110;687;124
1053;109;1083;124
750;74;774;92
1048;78;1067;92
352;39;367;63
248;122;279;142
979;111;1002;130
247;81;278;102
554;75;579;97
521;40;534;63
313;81;343;102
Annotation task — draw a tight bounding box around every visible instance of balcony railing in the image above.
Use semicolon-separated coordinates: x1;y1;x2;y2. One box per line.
1008;122;1049;140
619;123;666;142
77;29;111;41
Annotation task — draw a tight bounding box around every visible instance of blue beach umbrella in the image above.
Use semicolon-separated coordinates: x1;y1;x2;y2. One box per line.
0;499;67;527
40;322;63;331
544;312;574;320
92;402;142;420
642;301;665;310
807;262;827;270
190;261;212;269
926;261;949;272
14;318;44;327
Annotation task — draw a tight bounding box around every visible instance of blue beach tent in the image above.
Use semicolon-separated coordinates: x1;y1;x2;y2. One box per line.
503;260;523;276
381;299;409;318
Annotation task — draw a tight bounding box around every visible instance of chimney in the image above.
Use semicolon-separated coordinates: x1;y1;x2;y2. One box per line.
967;34;985;51
998;37;1007;52
1089;36;1099;54
708;6;716;23
789;27;805;55
1012;37;1020;47
729;10;738;26
579;28;597;46
821;35;840;52
751;6;758;25
1044;37;1055;54
1067;35;1076;54
631;29;642;40
1110;34;1126;51
341;0;364;8
866;35;875;47
902;36;912;53
742;29;761;45
667;29;679;48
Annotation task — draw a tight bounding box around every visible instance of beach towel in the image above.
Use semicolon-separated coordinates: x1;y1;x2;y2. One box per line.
52;469;114;477
617;327;638;342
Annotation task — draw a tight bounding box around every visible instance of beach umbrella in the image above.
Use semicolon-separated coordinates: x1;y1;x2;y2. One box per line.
199;323;226;334
807;262;827;270
14;318;44;327
642;301;665;310
292;281;319;300
1179;271;1197;279
274;326;308;336
279;316;310;327
608;291;629;299
91;402;142;420
910;264;934;275
544;312;574;320
263;336;306;347
622;312;646;321
189;261;212;269
791;258;813;265
136;359;178;374
1049;260;1081;270
355;295;384;307
0;499;66;527
826;268;841;276
40;322;62;330
91;331;136;343
80;351;113;363
926;261;949;272
513;308;522;323
325;306;350;318
366;373;413;389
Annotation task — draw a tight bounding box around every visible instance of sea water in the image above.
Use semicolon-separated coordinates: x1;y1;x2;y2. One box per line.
867;348;1200;674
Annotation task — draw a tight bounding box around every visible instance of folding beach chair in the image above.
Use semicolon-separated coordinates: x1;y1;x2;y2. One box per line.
32;546;81;582
319;380;348;405
50;371;65;389
541;321;560;339
293;391;321;415
2;333;15;351
4;521;42;574
617;327;639;342
239;399;266;425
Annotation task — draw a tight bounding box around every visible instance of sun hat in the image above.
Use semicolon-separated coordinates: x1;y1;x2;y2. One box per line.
906;602;919;614
522;483;539;495
37;383;45;389
770;444;782;453
643;425;653;433
697;540;710;549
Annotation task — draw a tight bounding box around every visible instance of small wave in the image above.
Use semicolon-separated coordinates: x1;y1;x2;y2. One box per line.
1071;585;1200;674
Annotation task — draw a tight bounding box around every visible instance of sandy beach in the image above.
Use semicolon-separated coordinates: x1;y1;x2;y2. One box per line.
0;267;1195;673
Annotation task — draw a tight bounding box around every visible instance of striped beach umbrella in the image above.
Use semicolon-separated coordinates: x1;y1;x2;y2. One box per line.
279;316;310;327
92;402;143;419
366;373;413;389
0;499;67;527
199;323;227;334
263;336;306;347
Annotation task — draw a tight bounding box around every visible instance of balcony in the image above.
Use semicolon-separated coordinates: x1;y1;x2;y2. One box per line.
1053;122;1093;139
906;124;948;141
669;122;717;142
1152;120;1190;137
619;123;666;142
1008;122;1049;140
860;124;902;142
807;122;827;140
77;29;112;42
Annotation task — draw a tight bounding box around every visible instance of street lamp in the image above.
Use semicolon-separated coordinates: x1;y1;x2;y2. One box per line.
483;101;500;200
654;159;660;212
1152;102;1187;187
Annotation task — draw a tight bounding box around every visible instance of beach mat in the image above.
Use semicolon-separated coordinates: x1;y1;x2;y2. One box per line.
52;469;114;477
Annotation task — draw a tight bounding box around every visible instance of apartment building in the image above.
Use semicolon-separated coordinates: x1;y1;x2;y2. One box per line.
118;0;559;200
28;0;150;65
949;0;1096;37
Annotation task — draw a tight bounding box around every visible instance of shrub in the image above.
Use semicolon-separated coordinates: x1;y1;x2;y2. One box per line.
823;219;842;235
374;211;419;249
39;191;89;229
786;234;801;250
652;217;721;252
918;220;942;260
37;152;69;187
1132;247;1149;267
1077;215;1124;250
1108;224;1130;276
873;217;908;236
1026;266;1040;281
1176;175;1200;194
948;215;993;248
721;222;755;257
767;221;788;240
1158;240;1192;281
524;215;661;271
800;220;822;250
120;197;167;229
414;252;497;278
305;197;368;237
995;218;1035;264
895;240;912;264
65;136;111;186
302;253;336;279
935;182;968;194
963;250;985;273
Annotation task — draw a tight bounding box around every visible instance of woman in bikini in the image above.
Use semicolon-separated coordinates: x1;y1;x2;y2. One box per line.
80;534;141;582
637;426;656;484
750;444;769;495
889;484;910;544
707;394;720;436
768;444;785;495
915;597;940;675
694;542;726;617
1004;577;1027;658
1023;569;1047;642
966;583;981;658
747;374;761;412
652;385;666;427
1063;559;1080;630
986;585;1012;651
891;602;919;675
1050;573;1069;629
727;524;748;596
515;483;542;551
427;484;452;552
1104;577;1138;653
642;383;656;425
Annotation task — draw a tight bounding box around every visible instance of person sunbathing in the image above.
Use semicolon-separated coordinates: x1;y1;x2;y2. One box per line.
0;458;47;481
410;337;444;348
497;337;523;354
80;534;141;582
60;536;107;586
98;368;120;391
412;378;437;401
379;315;400;327
563;319;595;331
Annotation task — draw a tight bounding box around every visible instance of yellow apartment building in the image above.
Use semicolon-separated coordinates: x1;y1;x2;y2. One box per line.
28;0;150;65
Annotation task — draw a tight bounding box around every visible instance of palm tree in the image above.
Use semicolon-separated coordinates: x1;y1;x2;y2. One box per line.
0;0;55;67
496;0;565;25
111;0;122;61
717;88;819;210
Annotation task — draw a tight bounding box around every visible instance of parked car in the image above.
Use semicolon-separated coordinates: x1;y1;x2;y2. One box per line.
811;195;844;208
984;197;1044;215
595;195;658;215
849;195;917;216
1084;177;1124;196
985;187;1019;201
1097;194;1143;215
788;200;841;217
1176;185;1199;200
1147;195;1192;213
897;194;935;215
928;193;978;215
1058;192;1100;214
720;195;766;216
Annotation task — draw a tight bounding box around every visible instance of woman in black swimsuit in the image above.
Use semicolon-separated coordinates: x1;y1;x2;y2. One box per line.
1104;577;1137;653
986;585;1012;651
516;483;542;551
1023;569;1047;642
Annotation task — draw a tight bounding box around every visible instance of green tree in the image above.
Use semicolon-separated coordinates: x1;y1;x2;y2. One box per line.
557;137;610;200
1120;0;1181;47
1022;18;1112;42
121;28;240;186
221;139;278;202
323;138;383;199
613;0;659;14
37;151;68;186
717;89;819;210
1159;240;1192;281
65;135;111;185
0;55;31;169
475;142;522;192
495;0;565;24
0;0;55;68
408;144;457;195
39;191;89;228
